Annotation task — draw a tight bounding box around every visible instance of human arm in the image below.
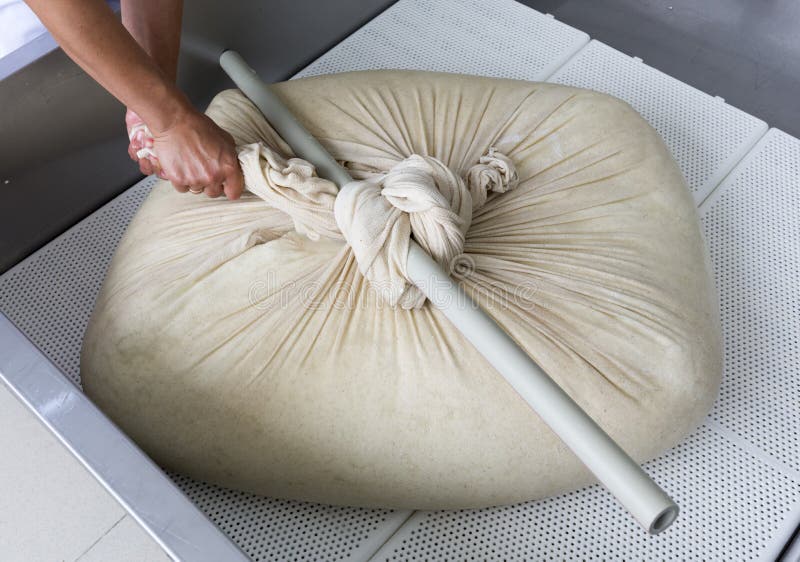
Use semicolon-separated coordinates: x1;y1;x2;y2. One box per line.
24;0;243;198
121;0;182;81
121;0;182;177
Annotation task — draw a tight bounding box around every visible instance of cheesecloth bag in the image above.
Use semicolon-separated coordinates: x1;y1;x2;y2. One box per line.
81;70;721;510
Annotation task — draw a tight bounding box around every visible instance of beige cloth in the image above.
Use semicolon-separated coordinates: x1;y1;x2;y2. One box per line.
81;70;721;510
238;142;517;308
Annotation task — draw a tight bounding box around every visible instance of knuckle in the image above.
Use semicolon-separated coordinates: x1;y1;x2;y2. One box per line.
208;163;223;178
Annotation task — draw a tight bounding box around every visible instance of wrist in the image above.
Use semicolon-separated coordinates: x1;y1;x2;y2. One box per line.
135;79;194;134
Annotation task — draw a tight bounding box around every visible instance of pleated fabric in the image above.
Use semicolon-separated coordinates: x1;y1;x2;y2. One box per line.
81;71;721;509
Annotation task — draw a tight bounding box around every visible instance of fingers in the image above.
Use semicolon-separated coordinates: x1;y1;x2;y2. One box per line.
127;109;156;175
147;156;168;180
167;171;241;200
167;177;235;200
223;165;245;200
145;108;247;201
135;141;238;200
139;158;155;176
205;182;224;198
174;184;221;197
172;164;239;200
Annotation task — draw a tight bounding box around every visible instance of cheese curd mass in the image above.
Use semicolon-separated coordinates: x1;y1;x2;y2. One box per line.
81;71;721;509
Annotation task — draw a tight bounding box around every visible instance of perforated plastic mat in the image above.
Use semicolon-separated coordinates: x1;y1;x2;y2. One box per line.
295;0;588;81
1;0;798;560
700;129;800;479
549;40;767;206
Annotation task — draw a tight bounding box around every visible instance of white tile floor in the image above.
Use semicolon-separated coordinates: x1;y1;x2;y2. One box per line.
0;383;170;562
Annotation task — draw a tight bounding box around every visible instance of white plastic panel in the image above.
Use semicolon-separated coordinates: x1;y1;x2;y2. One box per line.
372;427;800;561
295;0;588;81
700;129;800;477
549;40;767;204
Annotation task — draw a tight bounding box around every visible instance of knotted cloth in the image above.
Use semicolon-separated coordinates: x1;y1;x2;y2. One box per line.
239;143;518;308
81;71;721;511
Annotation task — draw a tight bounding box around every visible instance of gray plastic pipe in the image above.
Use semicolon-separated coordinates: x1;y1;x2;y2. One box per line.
219;49;679;535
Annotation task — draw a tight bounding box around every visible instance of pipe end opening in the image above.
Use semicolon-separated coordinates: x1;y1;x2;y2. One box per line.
649;505;679;535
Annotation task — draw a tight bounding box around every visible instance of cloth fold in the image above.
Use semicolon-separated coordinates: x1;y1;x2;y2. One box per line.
124;121;519;309
238;143;518;308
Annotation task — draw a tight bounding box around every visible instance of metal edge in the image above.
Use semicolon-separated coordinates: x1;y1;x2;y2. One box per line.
0;312;249;562
0;1;120;81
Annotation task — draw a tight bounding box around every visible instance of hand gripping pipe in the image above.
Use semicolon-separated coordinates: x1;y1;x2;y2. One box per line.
219;50;679;534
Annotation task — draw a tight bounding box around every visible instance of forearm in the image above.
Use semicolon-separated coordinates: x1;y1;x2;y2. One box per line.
24;0;189;132
121;0;183;81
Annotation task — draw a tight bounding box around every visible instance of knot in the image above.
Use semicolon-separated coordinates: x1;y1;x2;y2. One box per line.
334;155;472;309
465;147;520;208
239;142;519;309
